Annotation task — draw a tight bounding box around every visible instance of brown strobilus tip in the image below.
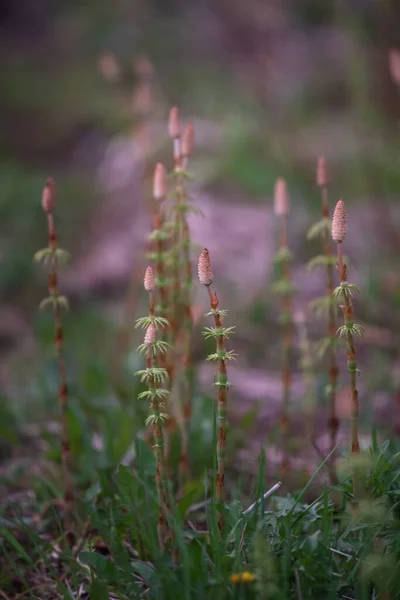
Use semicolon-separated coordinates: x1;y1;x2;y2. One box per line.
153;163;168;200
274;178;290;216
144;266;155;292
42;178;57;214
168;106;180;139
332;200;347;243
181;121;194;168
198;248;213;287
169;106;181;168
316;156;329;188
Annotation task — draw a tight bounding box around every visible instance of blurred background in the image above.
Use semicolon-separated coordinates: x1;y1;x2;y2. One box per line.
1;0;400;481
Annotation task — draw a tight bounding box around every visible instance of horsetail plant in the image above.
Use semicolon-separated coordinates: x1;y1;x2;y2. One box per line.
164;106;183;385
166;109;198;346
151;162;169;319
141;165;173;449
178;120;195;483
149;162;171;371
167;108;190;349
307;156;339;457
198;248;236;532
332;200;363;501
134;266;172;549
272;178;295;471
145;160;180;455
166;109;199;482
34;178;74;541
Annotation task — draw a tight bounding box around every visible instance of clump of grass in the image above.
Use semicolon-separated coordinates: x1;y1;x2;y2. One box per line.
198;248;236;531
307;156;340;457
272;177;295;470
332;200;364;499
134;266;171;548
33;177;73;540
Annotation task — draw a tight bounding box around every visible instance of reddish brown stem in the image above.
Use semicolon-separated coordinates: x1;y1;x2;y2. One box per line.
47;216;74;540
337;244;360;456
178;210;194;484
336;243;360;507
207;286;227;532
279;214;293;471
321;186;340;457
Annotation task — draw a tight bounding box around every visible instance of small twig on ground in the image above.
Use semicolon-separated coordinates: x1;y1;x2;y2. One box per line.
329;547;352;560
242;482;282;517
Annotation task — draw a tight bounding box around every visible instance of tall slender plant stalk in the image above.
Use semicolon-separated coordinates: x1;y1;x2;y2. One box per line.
151;163;170;353
168;106;183;362
307;157;340;462
178;121;195;482
317;157;339;454
164;109;199;482
332;200;364;501
198;248;236;532
34;178;74;540
272;178;295;471
135;267;172;549
143;164;172;447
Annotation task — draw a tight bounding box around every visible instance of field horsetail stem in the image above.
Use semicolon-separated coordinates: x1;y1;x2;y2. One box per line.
316;157;339;455
166;108;198;484
272;178;295;472
152;162;169;321
142;164;173;453
198;248;236;532
332;200;364;501
178;120;195;484
34;178;74;543
167;106;184;367
150;162;170;371
307;157;340;463
134;266;172;549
